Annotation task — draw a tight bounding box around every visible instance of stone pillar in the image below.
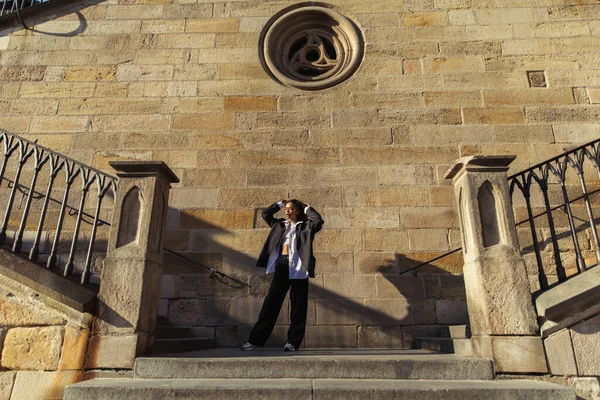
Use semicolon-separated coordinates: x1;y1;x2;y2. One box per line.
445;156;547;373
87;161;179;370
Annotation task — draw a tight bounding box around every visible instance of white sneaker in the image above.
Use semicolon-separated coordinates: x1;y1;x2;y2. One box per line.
241;342;254;351
283;343;296;351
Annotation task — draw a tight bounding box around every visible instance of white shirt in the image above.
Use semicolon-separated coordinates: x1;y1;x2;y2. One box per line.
265;203;310;279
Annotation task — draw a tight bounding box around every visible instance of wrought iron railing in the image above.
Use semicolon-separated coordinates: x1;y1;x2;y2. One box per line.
1;0;50;17
0;130;246;288
509;138;600;290
405;138;600;293
0;130;116;285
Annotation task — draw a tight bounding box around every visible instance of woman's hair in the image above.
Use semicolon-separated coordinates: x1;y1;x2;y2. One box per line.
286;199;307;221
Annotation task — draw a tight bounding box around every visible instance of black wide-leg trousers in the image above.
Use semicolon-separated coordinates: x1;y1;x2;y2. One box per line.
248;255;309;349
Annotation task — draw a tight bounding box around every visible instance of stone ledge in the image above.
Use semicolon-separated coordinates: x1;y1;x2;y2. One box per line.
0;250;96;314
536;266;600;337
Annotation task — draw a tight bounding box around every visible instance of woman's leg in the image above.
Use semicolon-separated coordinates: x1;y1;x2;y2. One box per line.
287;278;309;349
248;259;290;346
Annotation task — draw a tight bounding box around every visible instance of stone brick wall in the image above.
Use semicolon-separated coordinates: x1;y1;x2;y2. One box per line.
0;278;89;399
1;0;600;347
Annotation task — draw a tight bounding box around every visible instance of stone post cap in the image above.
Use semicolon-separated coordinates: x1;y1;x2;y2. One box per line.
109;161;180;184
444;155;517;180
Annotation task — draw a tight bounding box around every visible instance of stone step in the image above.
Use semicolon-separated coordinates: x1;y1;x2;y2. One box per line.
447;324;470;339
153;338;214;355
415;337;474;357
64;378;575;400
155;326;194;339
134;349;494;380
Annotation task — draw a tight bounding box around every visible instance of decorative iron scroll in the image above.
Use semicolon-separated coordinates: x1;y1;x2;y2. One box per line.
0;130;117;285
261;5;364;90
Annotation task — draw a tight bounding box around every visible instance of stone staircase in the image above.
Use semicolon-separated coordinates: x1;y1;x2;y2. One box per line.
415;324;474;357
64;348;575;399
153;324;215;355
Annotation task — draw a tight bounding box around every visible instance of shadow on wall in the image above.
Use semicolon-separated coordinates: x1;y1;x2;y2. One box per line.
160;207;469;349
0;0;102;36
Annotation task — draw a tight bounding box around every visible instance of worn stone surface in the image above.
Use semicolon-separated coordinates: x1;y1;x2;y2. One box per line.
545;328;577;376
59;327;90;371
0;372;16;400
85;335;138;369
1;326;64;370
474;335;548;374
570;313;600;376
11;370;85;400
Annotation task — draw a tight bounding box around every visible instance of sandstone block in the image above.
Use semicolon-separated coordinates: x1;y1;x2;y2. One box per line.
105;5;163;19
443;71;527;89
168;299;206;326
477;335;548;373
196;48;257;64
224;96;277;112
436;300;468;324
218;188;288;208
424;90;482;107
0;372;15;400
413;26;467;41
350;208;399;229
379;107;462;126
210;229;268;252
343;146;458;166
363;299;413;325
401;207;457;229
403;11;448;26
571;313;600;375
0;66;45;81
439;275;466;300
215;326;239;347
173;65;217;81
378;165;436;186
484;89;575;105
116;65;173;81
439;40;502;56
502;39;552;55
64;66;116;81
358;326;403;348
182;168;245;188
20;82;95;98
216;32;260;48
323;275;377;298
589;88;600;104
466;24;512;40
1;326;64;370
315;299;361;325
217;64;267;80
354;252;400;274
305;326;357;348
60;98;162;115
314;252;353;274
475;8;534;24
363;230;409;252
155;34;214;49
448;9;476;25
375;275;426;299
172;113;235;131
170;188;219;209
463;107;525;124
59;327;89;370
187;18;238;32
288;187;342;208
141;19;185;33
412;299;438;324
423;56;484;73
409;229;450;251
92;115;170;132
545;329;577;376
179;209;254;229
0;293;66;326
10;370;84;400
229;297;288;326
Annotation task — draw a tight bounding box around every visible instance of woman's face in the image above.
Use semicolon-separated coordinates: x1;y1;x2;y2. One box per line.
284;202;299;222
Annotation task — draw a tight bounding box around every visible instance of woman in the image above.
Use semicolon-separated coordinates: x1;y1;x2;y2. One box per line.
242;199;324;351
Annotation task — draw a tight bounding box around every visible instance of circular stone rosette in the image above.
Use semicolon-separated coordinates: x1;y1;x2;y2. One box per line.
260;5;364;90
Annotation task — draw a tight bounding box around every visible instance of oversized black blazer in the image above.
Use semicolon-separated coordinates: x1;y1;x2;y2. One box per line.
256;202;324;278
